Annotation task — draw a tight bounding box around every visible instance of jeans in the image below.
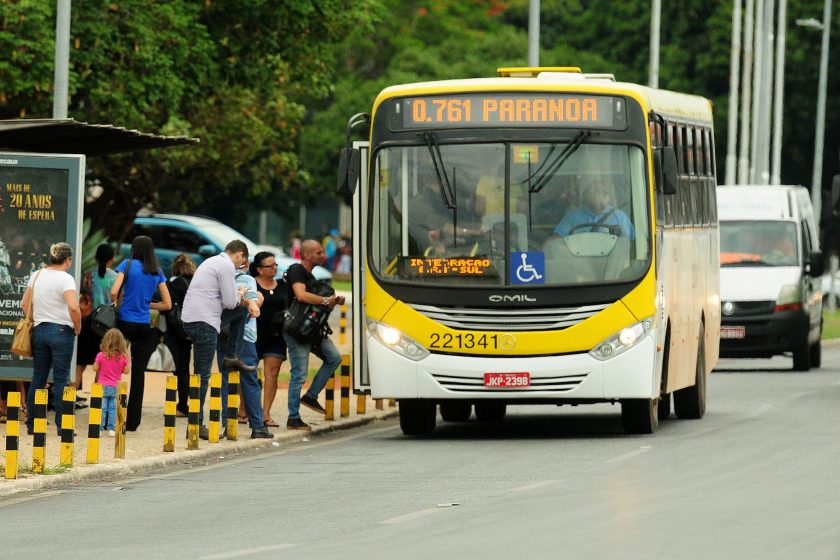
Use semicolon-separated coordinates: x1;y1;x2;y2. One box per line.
26;323;75;432
218;338;262;428
184;307;248;424
101;385;117;430
283;332;341;421
117;320;157;431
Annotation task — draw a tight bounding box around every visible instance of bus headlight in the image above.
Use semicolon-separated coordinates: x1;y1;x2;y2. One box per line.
589;316;653;361
367;319;430;361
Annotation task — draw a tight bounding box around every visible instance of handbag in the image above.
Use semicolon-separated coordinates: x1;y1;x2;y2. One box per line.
91;260;130;337
282;279;334;343
11;270;43;358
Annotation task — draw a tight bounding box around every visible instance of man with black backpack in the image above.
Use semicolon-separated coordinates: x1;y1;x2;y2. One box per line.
283;239;344;431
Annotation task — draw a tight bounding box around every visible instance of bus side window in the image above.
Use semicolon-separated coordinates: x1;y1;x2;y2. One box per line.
686;127;695;176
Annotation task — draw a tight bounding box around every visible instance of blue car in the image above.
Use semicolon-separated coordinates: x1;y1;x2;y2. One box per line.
122;214;332;282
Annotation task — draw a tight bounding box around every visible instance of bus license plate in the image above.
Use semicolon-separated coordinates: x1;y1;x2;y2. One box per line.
720;326;745;339
484;372;530;388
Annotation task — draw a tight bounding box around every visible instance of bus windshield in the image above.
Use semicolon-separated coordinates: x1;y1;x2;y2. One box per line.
720;220;799;266
370;142;651;287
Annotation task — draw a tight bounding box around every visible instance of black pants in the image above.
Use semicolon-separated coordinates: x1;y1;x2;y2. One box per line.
117;320;156;431
164;331;192;414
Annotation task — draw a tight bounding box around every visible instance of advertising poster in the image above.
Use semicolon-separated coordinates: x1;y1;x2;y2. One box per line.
0;153;84;380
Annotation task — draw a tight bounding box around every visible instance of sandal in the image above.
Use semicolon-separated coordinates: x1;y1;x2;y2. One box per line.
263;418;280;427
237;415;248;424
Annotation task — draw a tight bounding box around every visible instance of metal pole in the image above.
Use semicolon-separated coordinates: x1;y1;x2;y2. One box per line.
528;0;540;67
771;0;787;185
52;0;71;119
726;0;743;185
749;0;764;184
811;0;832;227
758;0;775;184
649;0;661;88
738;0;756;184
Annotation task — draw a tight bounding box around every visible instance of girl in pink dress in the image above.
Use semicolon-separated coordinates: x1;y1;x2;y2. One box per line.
92;329;130;436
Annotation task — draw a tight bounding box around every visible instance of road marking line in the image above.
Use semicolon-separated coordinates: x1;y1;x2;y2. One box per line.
380;507;448;524
198;544;297;559
0;489;65;507
605;446;652;464
508;480;561;493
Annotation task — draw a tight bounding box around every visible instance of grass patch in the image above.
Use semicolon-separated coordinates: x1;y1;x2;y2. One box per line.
42;464;72;475
823;309;840;340
332;279;351;293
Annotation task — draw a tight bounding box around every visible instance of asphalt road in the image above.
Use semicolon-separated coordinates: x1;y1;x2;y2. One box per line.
2;349;839;559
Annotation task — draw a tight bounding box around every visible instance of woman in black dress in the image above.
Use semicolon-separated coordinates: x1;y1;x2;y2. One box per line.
163;254;196;416
250;251;287;427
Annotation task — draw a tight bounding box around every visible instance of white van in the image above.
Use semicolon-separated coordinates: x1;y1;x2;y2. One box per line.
717;185;823;370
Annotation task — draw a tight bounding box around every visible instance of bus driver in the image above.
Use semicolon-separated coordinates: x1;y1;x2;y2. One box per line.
553;179;635;239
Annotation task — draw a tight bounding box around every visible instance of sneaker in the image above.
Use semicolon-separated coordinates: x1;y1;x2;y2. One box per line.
300;395;327;415
286;418;311;431
220;356;256;373
108;429;116;437
250;427;274;439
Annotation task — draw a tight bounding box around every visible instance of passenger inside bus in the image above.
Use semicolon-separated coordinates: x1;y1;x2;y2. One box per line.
552;179;635;239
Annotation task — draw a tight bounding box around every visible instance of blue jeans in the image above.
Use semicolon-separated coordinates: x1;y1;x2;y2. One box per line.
101;385;117;430
26;322;75;432
218;339;262;428
283;332;341;421
184;308;246;424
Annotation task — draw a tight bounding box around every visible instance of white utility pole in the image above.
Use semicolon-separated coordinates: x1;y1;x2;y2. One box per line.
757;0;775;184
749;0;765;183
726;0;743;185
649;0;661;88
771;0;787;184
528;0;540;67
738;0;756;184
52;0;71;119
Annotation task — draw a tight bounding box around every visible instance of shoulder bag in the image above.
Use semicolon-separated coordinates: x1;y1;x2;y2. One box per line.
91;260;131;337
11;270;43;357
283;278;335;343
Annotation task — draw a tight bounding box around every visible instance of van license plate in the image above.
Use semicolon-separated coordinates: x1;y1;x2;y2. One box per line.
484;372;530;388
720;326;745;339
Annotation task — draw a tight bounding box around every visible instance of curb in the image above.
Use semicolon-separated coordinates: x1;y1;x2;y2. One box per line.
0;410;398;498
821;337;840;347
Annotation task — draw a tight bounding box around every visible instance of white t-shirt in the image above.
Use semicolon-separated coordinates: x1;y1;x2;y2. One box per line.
28;268;77;327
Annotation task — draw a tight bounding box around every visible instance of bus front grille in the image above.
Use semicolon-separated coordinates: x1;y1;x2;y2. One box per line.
407;303;611;331
431;372;587;393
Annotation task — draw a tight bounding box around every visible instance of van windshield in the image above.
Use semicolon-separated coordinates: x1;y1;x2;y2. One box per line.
720;221;798;267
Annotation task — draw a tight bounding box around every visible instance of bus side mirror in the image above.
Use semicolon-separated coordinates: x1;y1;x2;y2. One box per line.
653;147;678;195
809;251;824;277
337;148;361;206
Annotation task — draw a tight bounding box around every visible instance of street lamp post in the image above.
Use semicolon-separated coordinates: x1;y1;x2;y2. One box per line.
796;0;832;228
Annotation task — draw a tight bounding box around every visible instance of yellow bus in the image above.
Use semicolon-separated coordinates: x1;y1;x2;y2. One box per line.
338;67;720;435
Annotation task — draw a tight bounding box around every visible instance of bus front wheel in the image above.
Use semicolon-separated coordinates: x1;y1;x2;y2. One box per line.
440;401;472;422
621;398;658;434
475;402;507;422
674;326;707;419
398;400;436;436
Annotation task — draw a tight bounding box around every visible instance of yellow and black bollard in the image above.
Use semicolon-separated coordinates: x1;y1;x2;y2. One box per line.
163;375;177;452
339;304;348;346
86;383;103;464
375;399;384;410
340;354;350;418
325;374;335;421
60;386;76;467
356;392;367;415
115;381;127;459
209;372;222;442
226;371;239;441
32;388;47;473
187;374;200;450
4;391;20;479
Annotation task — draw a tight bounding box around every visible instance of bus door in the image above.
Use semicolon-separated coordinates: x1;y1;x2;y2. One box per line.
351;141;370;393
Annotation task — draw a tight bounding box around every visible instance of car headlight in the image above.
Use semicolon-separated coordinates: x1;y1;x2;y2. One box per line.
589;316;653;361
367;319;430;361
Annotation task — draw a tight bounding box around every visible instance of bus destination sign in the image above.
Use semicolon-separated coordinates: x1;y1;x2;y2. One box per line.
400;257;497;277
398;93;621;130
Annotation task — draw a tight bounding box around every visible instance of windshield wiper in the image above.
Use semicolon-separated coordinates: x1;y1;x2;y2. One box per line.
528;130;592;194
424;132;456;209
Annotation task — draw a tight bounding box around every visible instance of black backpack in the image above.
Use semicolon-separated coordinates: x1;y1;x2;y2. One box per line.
282;279;335;343
164;276;190;341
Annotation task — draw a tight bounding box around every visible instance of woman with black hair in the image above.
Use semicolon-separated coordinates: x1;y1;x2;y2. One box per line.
74;243;117;403
110;235;171;431
250;251;287;427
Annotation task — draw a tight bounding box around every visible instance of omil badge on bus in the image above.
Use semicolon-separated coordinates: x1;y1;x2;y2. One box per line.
511;252;545;285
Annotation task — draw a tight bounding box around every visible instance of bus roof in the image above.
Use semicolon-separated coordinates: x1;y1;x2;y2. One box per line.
374;68;713;124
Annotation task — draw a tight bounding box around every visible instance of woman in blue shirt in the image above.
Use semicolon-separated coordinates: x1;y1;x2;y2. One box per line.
110;236;171;431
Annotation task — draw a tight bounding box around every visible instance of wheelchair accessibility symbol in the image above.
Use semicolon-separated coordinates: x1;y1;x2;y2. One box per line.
511;252;544;285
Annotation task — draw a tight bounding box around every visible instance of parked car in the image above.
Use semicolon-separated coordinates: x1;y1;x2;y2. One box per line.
121;214;332;282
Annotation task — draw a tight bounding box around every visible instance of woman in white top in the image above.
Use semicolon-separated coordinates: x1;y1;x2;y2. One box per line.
21;242;81;435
